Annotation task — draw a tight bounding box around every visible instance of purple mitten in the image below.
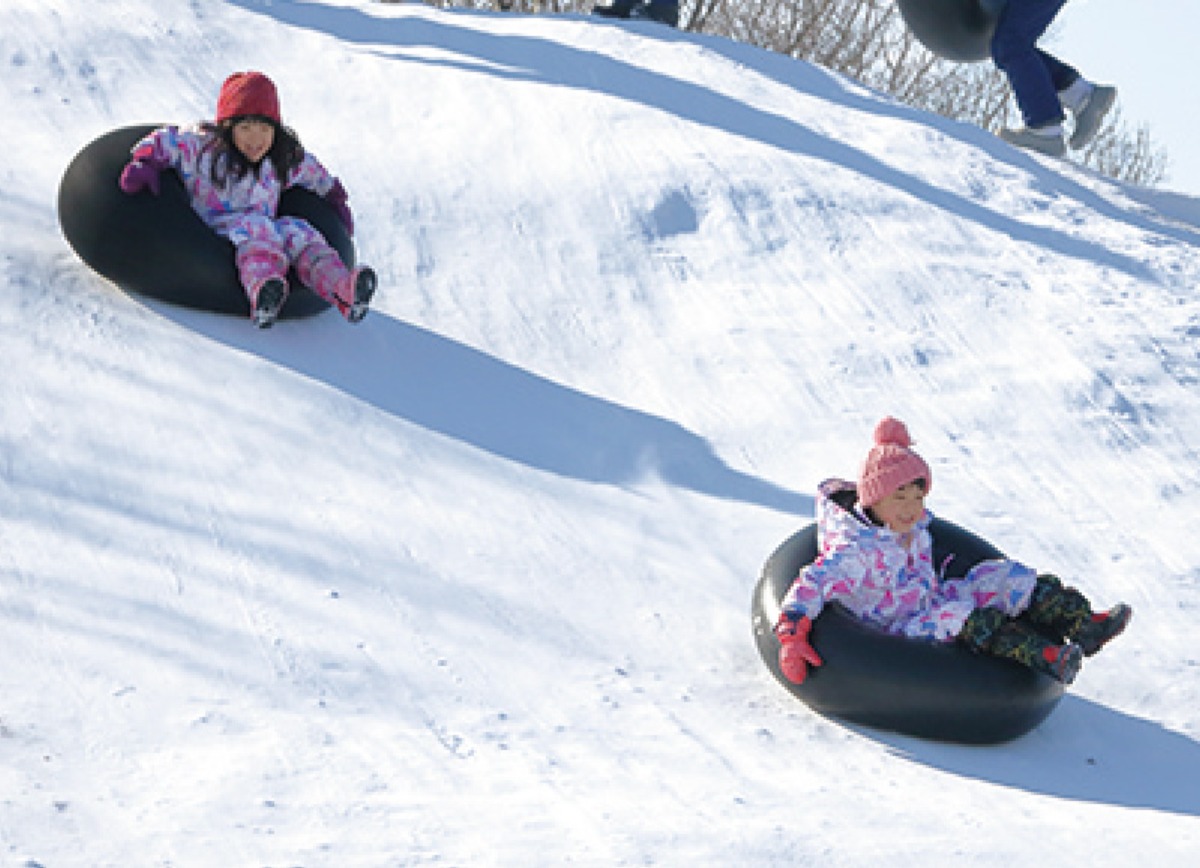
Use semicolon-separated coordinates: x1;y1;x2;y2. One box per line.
118;160;163;195
326;178;354;236
118;143;168;196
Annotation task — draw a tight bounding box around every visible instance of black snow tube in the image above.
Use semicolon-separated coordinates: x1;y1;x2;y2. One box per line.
896;0;1000;63
591;0;679;27
57;124;352;319
751;519;1065;743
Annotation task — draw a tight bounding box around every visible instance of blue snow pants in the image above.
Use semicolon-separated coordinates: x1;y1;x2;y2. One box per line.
990;0;1081;128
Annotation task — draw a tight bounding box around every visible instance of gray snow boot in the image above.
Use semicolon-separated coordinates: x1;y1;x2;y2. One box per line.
999;124;1066;158
1069;84;1117;150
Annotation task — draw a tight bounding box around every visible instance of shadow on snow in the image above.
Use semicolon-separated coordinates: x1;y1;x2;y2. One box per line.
159;303;811;516
871;693;1200;818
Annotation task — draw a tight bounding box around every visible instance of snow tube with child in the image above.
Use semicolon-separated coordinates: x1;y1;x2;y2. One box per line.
57;124;353;319
751;519;1065;744
896;0;1001;63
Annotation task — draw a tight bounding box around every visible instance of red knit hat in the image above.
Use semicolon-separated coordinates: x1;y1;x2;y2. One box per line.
857;417;932;508
216;71;280;124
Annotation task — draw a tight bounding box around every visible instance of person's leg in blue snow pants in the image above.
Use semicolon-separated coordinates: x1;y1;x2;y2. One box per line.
990;0;1080;129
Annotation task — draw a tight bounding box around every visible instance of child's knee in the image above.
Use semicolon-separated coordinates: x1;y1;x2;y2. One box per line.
958;607;1007;652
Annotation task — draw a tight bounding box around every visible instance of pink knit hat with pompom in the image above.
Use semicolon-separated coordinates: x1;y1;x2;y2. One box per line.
857;417;932;508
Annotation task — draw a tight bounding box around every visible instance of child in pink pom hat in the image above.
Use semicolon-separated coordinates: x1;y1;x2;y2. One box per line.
774;417;1131;687
856;415;932;513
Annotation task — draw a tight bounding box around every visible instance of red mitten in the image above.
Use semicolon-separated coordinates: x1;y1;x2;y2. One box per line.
776;615;822;684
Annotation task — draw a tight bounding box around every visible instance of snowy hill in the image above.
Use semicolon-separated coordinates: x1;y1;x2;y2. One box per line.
2;0;1199;864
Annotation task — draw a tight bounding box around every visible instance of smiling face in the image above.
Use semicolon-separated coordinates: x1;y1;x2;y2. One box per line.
869;481;927;534
231;117;275;164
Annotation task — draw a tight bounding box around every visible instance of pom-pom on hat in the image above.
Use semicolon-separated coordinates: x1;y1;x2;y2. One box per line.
216;71;280;125
857;417;932;508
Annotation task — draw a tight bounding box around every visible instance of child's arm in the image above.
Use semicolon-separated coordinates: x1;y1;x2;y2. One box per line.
117;126;196;195
780;544;868;623
774;545;866;685
286;151;337;196
287;153;354;235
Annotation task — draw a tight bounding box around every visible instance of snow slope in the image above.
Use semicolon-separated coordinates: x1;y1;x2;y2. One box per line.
2;0;1198;864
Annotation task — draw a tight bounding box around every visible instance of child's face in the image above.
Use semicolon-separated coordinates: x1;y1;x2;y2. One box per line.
231;118;275;164
872;482;926;534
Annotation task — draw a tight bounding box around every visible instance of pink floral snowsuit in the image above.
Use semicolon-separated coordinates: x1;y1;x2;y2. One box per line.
780;479;1037;642
130;124;352;307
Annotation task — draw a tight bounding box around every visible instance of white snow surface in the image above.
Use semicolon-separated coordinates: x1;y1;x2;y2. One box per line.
3;0;1199;864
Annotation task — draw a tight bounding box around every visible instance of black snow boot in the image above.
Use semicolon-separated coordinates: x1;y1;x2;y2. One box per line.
1024;574;1131;656
252;277;288;329
1071;603;1132;657
345;267;376;324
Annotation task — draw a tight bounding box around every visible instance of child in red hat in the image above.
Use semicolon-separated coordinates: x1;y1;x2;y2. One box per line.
118;71;374;328
776;417;1131;686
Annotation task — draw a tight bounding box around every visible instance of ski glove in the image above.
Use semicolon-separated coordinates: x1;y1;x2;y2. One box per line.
777;614;822;684
326;178;354;237
118;144;168;196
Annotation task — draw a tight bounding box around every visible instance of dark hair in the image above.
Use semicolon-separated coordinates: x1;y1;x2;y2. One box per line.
200;116;305;187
